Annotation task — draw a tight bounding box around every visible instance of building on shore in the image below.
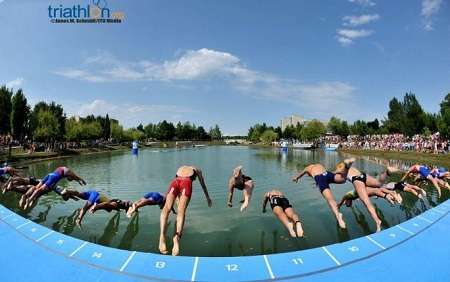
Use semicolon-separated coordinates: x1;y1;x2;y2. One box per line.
280;115;308;131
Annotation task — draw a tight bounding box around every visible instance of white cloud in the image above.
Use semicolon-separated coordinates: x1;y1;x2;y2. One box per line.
55;49;360;120
5;77;24;88
343;14;380;26
336;29;373;45
348;0;375;7
68;99;194;127
337;29;373;39
421;0;443;30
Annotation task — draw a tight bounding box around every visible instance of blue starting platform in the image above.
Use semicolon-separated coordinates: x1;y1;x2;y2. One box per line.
1;200;450;281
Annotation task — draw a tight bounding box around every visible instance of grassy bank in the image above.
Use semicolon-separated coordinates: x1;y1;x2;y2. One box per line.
341;149;450;168
0;141;228;165
0;145;129;165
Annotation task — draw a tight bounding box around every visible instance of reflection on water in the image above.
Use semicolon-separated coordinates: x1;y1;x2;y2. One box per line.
0;146;448;256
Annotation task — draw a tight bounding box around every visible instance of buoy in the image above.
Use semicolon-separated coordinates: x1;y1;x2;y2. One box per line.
132;140;139;155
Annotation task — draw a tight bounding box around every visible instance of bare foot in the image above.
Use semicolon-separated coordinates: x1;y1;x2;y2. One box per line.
375;220;382;232
126;205;136;218
337;213;346;229
19;196;26;208
387;166;398;175
240;203;248;212
159;239;168;255
294;221;304;237
172;234;180;256
288;222;296;237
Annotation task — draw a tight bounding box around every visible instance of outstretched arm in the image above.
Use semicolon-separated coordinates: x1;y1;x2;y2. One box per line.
67;171;86;186
401;167;415;181
194;167;212;207
76;202;92;225
262;193;269;213
227;177;235;207
292;167;309;183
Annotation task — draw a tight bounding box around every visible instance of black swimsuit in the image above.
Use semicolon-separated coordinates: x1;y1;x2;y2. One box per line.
350;173;367;184
234;175;252;191
269;195;292;211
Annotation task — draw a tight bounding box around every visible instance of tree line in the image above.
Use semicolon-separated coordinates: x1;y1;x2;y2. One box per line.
247;92;450;144
0;86;223;144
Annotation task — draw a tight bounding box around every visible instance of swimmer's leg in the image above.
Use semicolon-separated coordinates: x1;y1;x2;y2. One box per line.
427;176;442;198
272;206;296;237
353;182;382;232
285;207;303;237
321;188;346;229
91;202;116;213
403;186;419;197
25;186;46;209
172;195;190;256
159;193;176;255
240;180;254;212
408;184;427;196
19;186;35;208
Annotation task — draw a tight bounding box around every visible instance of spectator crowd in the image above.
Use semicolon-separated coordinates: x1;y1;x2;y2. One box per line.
332;132;449;154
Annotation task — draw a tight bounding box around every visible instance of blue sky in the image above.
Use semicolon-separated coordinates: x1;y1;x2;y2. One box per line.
1;0;449;135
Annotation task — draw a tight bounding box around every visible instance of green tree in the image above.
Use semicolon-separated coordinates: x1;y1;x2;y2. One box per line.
300;120;326;140
10;89;30;141
282;125;296;139
157;120;175;140
385;97;405;133
34;109;59;142
110;121;124;141
438;94;450;139
65;118;83;141
260;129;278;144
0;86;12;135
402;93;425;136
327;116;342;135
209;124;222;140
340;121;350;136
367;119;380;135
144;123;157;139
350;120;369;136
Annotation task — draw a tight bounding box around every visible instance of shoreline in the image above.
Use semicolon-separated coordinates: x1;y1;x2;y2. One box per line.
1;141;228;166
340;149;450;168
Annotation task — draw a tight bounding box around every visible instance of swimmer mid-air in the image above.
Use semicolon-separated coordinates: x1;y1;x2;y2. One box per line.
262;189;303;237
126;192;175;218
401;164;442;198
159;165;212;256
382;181;426;199
62;189;115;225
227;165;255;212
291;158;355;229
20;166;86;209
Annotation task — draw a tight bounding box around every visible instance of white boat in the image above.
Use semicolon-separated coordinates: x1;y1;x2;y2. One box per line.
292;142;314;149
323;143;339;151
280;141;288;148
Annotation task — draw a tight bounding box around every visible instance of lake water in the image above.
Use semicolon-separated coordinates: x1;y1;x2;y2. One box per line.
0;146;447;256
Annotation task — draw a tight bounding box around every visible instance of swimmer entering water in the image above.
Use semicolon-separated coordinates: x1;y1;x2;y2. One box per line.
159;165;212;256
227;166;255;212
64;189;112;225
126;192;175;218
291;158;355;229
262;189;303;237
342;166;397;232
